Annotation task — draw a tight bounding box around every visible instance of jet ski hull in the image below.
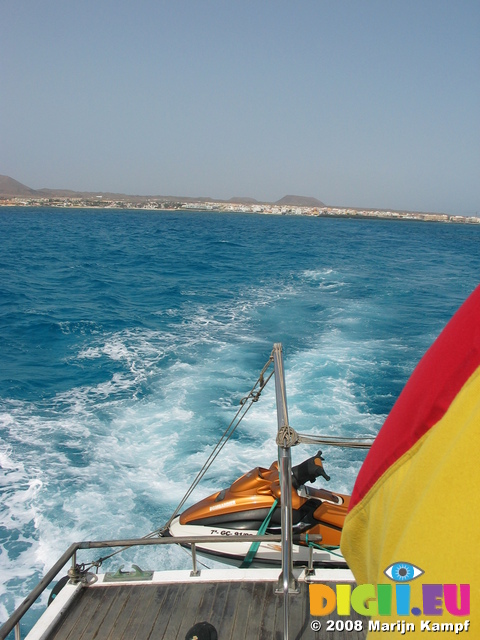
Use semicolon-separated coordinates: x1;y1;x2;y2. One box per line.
168;516;347;568
167;455;350;568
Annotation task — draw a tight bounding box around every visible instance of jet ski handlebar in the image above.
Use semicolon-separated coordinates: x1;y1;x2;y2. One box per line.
291;450;330;489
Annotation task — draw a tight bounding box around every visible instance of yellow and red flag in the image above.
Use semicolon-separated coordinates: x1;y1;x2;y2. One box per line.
341;286;480;634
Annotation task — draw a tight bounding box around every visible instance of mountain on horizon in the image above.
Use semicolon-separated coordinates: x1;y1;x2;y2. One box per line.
0;175;38;197
0;175;130;199
0;175;326;208
229;196;260;204
275;195;326;207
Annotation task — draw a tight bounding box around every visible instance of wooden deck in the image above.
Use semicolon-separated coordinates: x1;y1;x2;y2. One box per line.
45;580;367;640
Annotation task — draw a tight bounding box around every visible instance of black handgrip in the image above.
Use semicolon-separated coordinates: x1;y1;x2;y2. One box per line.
292;450;330;489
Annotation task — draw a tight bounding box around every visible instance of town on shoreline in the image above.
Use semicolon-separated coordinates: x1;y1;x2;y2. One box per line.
1;195;479;226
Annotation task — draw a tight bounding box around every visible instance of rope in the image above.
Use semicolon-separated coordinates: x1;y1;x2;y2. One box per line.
306;542;345;559
240;499;278;568
304;534;344;558
296;434;373;449
276;426;373;450
276;424;300;448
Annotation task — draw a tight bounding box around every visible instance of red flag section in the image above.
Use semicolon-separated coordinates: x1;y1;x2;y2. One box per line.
341;286;480;636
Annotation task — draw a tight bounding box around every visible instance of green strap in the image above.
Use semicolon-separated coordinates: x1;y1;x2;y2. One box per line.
305;534;343;559
240;499;278;568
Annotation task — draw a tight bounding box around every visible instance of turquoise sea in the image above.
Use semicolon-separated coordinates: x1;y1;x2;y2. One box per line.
1;208;480;635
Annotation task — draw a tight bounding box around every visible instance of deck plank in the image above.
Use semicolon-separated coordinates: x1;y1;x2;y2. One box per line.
243;581;270;640
104;586;153;640
259;582;281;640
48;583;111;640
134;583;180;639
59;586;120;640
203;582;230;636
172;582;211;640
288;583;312;640
44;580;368;640
228;581;256;640
189;582;217;625
75;587;123;640
215;583;243;640
89;586;133;640
152;583;194;640
109;585;162;640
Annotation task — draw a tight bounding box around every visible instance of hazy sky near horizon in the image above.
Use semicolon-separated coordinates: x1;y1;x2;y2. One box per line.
1;1;479;215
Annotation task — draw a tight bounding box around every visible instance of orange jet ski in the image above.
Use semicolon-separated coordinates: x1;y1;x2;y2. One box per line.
168;451;349;567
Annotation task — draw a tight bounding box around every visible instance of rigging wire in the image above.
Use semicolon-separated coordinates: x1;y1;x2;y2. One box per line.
90;354;275;568
87;349;373;570
154;355;275;535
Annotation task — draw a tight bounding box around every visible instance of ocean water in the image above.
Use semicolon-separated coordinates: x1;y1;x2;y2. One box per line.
1;208;479;634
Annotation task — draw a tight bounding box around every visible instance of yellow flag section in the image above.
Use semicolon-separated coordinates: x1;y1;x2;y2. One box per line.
341;286;480;637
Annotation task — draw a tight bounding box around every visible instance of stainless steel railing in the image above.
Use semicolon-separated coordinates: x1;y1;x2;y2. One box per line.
0;532;322;640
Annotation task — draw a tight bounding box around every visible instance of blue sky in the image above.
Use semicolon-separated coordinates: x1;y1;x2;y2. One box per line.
1;0;479;214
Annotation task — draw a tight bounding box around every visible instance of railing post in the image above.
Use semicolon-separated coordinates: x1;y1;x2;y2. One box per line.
67;550;82;584
272;343;298;640
190;543;200;577
306;544;315;579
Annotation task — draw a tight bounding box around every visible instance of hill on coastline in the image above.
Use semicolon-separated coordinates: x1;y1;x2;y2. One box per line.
0;175;38;197
0;175;475;222
0;175;133;200
229;197;260;204
0;175;327;207
275;195;326;207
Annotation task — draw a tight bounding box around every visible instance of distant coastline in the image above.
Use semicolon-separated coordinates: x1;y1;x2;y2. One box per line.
0;175;478;225
2;196;480;226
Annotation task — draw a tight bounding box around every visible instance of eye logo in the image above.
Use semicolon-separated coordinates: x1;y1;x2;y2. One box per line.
310;560;470;618
384;562;424;582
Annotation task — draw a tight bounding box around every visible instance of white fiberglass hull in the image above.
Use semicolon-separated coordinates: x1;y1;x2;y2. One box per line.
168;516;346;568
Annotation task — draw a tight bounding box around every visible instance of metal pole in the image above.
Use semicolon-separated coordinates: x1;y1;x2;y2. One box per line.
190;543;200;577
272;344;298;640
